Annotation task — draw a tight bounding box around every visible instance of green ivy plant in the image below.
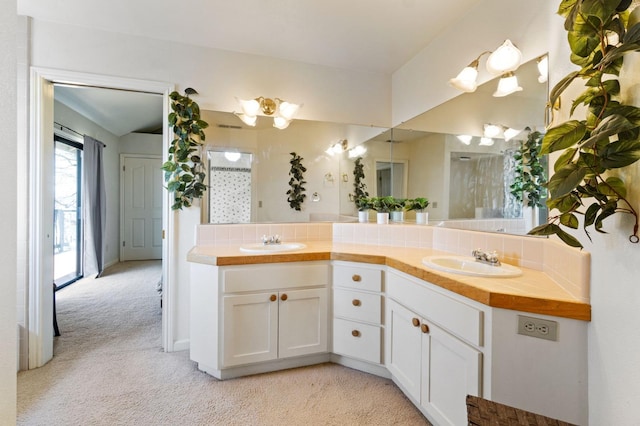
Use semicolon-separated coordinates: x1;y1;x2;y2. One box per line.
510;130;547;208
353;157;369;211
162;88;209;210
529;0;640;248
286;152;307;211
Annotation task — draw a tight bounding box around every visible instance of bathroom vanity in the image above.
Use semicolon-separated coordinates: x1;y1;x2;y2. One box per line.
187;229;589;426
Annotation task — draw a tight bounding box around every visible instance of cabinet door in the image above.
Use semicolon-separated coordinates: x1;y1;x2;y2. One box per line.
386;300;422;401
421;322;482;426
222;293;278;367
278;288;328;359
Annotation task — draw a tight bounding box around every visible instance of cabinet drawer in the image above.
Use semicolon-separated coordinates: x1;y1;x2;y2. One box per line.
333;264;382;292
223;263;329;293
387;270;483;347
333;288;381;324
333;318;381;364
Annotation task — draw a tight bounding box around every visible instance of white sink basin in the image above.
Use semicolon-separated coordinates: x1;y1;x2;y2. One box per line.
239;242;307;254
422;255;522;278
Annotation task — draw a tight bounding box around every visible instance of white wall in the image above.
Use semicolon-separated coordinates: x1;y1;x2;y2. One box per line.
119;133;162;156
391;0;552;126
29;20;391;128
1;0;18;422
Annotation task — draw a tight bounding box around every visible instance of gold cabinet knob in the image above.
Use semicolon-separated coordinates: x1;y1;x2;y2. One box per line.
412;318;420;327
421;323;430;334
281;293;288;301
352;299;361;307
270;294;277;302
352;274;362;282
352;330;361;337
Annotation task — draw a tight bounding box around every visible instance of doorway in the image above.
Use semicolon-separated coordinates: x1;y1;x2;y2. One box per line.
53;136;83;288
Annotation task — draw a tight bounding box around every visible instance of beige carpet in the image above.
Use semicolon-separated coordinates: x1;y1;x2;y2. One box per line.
17;260;430;425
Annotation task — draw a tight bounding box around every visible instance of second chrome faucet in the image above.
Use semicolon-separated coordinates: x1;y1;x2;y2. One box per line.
472;249;501;266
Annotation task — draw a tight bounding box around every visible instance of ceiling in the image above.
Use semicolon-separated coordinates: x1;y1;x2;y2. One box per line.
27;0;483;137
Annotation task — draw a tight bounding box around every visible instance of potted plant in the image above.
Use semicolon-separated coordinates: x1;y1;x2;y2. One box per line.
371;196;395;224
390;198;408;222
408;197;430;224
355;196;372;223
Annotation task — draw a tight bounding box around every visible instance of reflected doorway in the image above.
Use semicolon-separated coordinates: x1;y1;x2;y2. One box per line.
54;136;83;289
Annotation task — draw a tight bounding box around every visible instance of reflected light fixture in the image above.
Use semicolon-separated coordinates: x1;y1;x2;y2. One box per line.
326;139;348;156
235;96;302;129
503;127;522;141
483;124;502;138
348;145;367;158
224;151;242;162
493;72;523;97
479;137;495;146
456;134;473;145
537;55;548;83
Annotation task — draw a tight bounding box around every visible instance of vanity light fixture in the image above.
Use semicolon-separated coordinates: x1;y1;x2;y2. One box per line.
485;40;522;75
537;55;549;83
450;40;523;95
479;137;495;146
493;72;523;97
456;134;473;145
235;96;302;129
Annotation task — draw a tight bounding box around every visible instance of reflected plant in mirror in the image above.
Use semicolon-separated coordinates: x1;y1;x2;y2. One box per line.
510;130;547;209
286;152;307;211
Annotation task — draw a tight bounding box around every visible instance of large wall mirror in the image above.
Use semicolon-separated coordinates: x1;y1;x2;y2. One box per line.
354;56;549;235
201;56;548;236
200;109;387;224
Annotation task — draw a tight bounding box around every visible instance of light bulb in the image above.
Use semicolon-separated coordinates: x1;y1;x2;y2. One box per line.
237;98;261;116
273;116;290;129
235;112;257;127
493;72;523;97
486;40;522;75
456;135;472;145
479;137;494;146
278;101;301;120
449;65;479;92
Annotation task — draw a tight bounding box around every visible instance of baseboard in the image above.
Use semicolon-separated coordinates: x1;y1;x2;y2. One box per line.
171;339;190;352
330;354;390;379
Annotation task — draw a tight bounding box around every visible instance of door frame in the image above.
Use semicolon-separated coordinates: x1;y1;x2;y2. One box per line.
119;153;163;261
29;67;175;368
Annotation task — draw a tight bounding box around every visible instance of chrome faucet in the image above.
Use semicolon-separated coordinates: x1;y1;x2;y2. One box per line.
261;234;281;245
472;249;501;266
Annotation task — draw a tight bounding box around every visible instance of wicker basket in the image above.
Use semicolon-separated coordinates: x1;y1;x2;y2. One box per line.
466;395;577;426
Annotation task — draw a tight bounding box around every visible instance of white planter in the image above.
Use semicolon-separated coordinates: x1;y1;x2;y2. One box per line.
415;211;429;225
358;210;369;223
390;211;404;222
376;212;389;224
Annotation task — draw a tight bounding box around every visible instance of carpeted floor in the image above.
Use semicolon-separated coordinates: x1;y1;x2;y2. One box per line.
17;260;430;425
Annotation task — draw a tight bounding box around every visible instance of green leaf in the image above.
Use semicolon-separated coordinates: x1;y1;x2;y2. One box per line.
601;22;640;64
584;202;601;227
547;163;587;198
581;114;638;149
560;212;580;229
541;121;587;155
580;0;620;24
568;31;600;57
599;176;627;197
549;71;580;109
595;204;617;232
556;227;584;248
554;147;578;172
601;139;640;168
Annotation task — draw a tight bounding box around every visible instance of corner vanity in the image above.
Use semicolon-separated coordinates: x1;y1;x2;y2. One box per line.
187;223;590;426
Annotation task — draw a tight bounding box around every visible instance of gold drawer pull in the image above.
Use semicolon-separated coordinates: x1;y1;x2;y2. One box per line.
412;318;420;327
421;323;430;334
352;274;362;282
270;294;277;302
281;293;288;301
352;330;361;337
352;299;361;307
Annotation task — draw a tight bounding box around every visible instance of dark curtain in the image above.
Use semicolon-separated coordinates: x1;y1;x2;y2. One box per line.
83;136;106;277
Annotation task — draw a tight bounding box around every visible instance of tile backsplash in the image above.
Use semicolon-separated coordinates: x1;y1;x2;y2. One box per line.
195;222;590;302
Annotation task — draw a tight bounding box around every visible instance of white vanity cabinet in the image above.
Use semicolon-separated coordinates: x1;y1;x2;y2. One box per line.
386;269;483;426
331;262;384;366
190;261;330;379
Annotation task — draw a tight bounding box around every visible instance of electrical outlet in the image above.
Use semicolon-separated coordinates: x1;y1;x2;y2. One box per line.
517;315;558;341
432;201;438;208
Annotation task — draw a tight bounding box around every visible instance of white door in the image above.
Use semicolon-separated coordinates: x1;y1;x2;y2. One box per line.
386;299;422;401
223;293;279;367
121;155;162;260
278;288;328;358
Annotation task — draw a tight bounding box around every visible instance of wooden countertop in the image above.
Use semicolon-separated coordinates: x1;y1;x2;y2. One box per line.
187;241;591;322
